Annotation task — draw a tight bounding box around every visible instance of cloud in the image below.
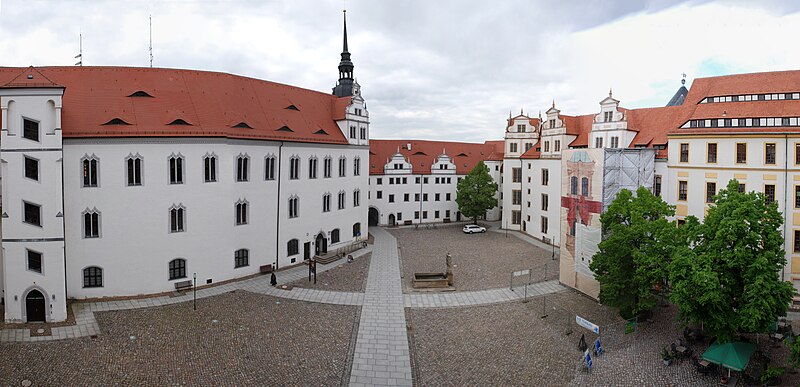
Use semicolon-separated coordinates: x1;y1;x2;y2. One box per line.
0;0;798;143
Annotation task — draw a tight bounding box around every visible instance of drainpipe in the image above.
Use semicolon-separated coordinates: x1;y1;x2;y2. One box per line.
275;141;284;270
783;134;788;281
419;173;424;225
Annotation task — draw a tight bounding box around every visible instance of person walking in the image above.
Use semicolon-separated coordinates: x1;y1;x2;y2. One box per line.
310;258;317;284
270;271;277;287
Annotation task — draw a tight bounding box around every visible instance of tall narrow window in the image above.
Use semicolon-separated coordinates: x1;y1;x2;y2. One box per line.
512;168;522;183
595;137;603;149
83;266;103;288
679;143;689;163
170;205;185;233
265;156;276;180
308;157;318;179
234;249;249;268
765;184;776;204
707;143;717;163
23;201;41;227
542;169;549;186
795;230;800;253
604;111;613;122
287;239;299;256
541;193;549;211
554;140;561;152
654;175;662;197
289;196;299;218
204;155;217;183
678;181;688;201
338;191;346;210
82;156;99;187
24;156;39;181
127;155;143;186
83;210;100;238
324;157;332;178
168;258;187;280
289;156;300;180
706;182;716;203
354;157;361;176
236;155;249;182
541;216;549;234
736;143;747;164
795;144;800;165
353;222;361;237
610;137;619;148
27;249;43;274
581;177;589;197
349;125;357;139
570;176;578;195
23;118;39;142
235;200;248;225
354;189;361;207
169;155;184;184
339;157;347;177
323;193;331;212
512;190;522;205
765;143;776;165
360;127;367;139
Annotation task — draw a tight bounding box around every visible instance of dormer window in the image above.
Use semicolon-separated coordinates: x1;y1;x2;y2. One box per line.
549;119;555;128
168;119;192;126
314;129;328;135
604;112;613;122
102;118;131;125
517;124;525;132
233;122;253;129
128;91;154;98
393;163;402;170
285;105;299;111
354;108;362;116
277;126;293;132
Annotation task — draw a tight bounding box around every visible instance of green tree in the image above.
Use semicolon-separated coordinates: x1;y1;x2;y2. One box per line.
669;179;796;342
456;161;498;224
786;336;800;370
589;187;677;319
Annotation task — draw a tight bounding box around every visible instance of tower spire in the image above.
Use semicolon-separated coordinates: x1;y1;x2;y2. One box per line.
333;9;356;97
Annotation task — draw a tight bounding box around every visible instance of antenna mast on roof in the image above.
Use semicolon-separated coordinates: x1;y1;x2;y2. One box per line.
149;14;153;68
74;33;83;66
681;72;686;85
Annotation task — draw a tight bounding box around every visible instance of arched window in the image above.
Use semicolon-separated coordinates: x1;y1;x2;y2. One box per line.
83;266;103;288
338;191;346;210
234;249;249;268
324;157;333;178
353;157;361;176
331;229;340;244
570;176;578;195
170;205;186;232
204;154;217;182
581;177;589;197
287;239;299;256
81;155;99;187
126;154;143;186
83;209;100;238
265;155;276;180
308;157;318;179
353;222;361;238
338;157;347;177
168;258;186;280
168;154;184;184
236;154;249;182
289;156;300;180
235;200;248;225
288;196;299;218
322;193;331;212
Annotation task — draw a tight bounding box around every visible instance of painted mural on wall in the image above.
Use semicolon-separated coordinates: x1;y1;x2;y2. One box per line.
561;149;604;279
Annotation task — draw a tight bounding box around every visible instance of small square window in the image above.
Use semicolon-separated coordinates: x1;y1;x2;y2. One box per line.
23;201;41;227
23;118;39;142
24;156;39;181
27;250;43;273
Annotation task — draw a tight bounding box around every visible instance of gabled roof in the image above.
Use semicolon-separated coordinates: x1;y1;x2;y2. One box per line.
0;66;62;89
0;66;353;144
369;139;503;175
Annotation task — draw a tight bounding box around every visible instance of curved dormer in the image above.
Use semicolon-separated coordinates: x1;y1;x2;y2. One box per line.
432;151;456;174
383;150;412;175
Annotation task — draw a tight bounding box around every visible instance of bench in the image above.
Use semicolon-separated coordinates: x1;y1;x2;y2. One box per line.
174;280;193;291
260;264;273;274
404;220;413;225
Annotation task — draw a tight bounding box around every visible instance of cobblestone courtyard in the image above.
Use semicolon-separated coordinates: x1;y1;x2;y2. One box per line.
289;253;371;292
391;224;559;292
0;291;359;386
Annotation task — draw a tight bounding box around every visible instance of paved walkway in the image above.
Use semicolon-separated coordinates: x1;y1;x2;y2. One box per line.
404;280;565;308
348;227;413;386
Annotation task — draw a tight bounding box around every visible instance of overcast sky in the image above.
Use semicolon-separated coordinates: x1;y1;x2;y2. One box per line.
1;0;799;142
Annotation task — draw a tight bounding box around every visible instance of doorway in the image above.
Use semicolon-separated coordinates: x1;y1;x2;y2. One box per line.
388;213;396;227
368;207;379;226
456;211;462;222
315;233;327;256
304;242;311;261
25;289;46;323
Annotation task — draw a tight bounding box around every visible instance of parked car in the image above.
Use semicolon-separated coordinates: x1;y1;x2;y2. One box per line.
463;224;486;234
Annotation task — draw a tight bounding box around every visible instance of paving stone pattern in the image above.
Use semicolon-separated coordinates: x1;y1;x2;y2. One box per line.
289;253;371;292
391;225;559;292
404;280;565;308
0;292;357;386
349;227;413;387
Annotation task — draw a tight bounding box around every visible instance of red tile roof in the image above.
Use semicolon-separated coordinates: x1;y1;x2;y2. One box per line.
369;139;503;175
0;66;352;144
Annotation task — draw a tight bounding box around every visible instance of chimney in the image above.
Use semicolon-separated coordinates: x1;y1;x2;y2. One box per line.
407;143;412;151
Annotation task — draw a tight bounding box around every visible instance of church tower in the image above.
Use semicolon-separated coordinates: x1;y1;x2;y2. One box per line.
333;10;357;97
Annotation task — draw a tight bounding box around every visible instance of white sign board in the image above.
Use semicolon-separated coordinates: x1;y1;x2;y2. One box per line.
576;315;600;334
513;269;530;277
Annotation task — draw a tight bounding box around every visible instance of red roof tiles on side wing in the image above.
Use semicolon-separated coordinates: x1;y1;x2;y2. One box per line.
369;139;503;175
0;66;352;144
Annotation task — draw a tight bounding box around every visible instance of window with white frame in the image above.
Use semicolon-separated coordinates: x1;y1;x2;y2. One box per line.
308;157;318;179
27;249;43;273
289;156;300;180
168;154;184;184
127;155;143;186
168;258;187;280
554;140;561;152
169;205;186;232
324;157;332;178
610;136;619;148
236;154;250;182
594;137;603;148
289;196;299;218
235;200;248;225
23;118;39;142
204;154;217;183
541;216;548;234
83;209;100;238
604;111;613;122
354;157;361;176
360;127;367;139
265;155;277;180
234;249;249;268
353;189;361;207
287;239;299;256
82;155;99;187
338;191;346;210
24;156;39;181
23;201;41;227
339;157;346;177
83;266;103;288
349;125;357;139
323;193;331;212
544;141;550;152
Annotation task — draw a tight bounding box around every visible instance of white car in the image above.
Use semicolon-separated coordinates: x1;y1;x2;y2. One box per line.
463;224;486;234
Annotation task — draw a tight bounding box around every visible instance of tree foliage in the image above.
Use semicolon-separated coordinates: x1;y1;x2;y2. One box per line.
456;161;498;224
669;180;796;342
589;187;677;319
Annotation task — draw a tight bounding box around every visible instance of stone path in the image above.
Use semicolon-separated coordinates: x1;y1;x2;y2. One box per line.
404;280;565;308
348;227;413;386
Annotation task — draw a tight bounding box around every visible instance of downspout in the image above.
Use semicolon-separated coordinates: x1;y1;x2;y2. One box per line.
275;141;284;270
783;134;788;281
419;173;423;225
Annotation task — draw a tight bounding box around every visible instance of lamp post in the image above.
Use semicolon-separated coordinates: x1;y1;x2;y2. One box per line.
551;235;556;260
193;272;197;311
